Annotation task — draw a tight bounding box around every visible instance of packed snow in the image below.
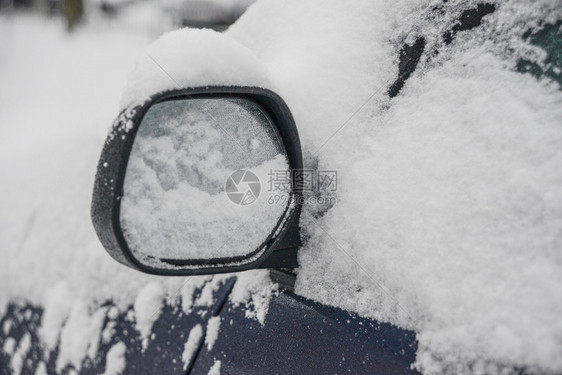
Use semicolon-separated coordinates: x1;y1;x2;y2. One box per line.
1;0;562;374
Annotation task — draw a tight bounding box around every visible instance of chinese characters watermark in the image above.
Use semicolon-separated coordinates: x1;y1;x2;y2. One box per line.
226;169;338;206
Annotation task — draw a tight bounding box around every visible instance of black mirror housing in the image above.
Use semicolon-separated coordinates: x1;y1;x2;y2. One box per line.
91;86;303;276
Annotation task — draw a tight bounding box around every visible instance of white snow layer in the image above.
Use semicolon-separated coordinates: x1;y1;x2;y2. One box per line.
10;333;31;375
208;360;221;375
3;337;16;356
230;270;278;325
2;1;562;375
133;282;165;350
205;316;221;351
119;28;272;109
103;342;127;375
35;362;47;375
56;301;107;371
182;324;203;370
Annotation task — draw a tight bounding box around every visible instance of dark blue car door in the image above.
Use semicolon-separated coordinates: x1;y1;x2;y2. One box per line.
190;288;419;375
1;277;419;375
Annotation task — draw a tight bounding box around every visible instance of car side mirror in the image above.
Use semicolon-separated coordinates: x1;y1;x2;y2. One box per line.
91;87;303;275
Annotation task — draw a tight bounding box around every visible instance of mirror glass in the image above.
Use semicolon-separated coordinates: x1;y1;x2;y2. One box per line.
120;97;291;267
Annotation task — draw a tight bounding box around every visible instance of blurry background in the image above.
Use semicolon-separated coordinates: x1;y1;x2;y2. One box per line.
0;0;256;33
0;0;254;306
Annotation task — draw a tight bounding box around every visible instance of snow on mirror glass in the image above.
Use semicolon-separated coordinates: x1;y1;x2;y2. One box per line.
120;97;290;266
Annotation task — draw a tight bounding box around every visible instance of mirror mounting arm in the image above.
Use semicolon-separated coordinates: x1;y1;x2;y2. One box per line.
259;211;301;269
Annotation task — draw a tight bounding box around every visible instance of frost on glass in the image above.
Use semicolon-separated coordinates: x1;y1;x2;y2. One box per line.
120;97;290;264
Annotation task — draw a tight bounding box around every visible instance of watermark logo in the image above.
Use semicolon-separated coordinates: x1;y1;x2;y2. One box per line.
226;169;338;206
225;170;261;205
268;169;338;193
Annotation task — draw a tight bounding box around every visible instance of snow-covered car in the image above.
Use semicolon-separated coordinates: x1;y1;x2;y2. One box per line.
1;1;561;375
